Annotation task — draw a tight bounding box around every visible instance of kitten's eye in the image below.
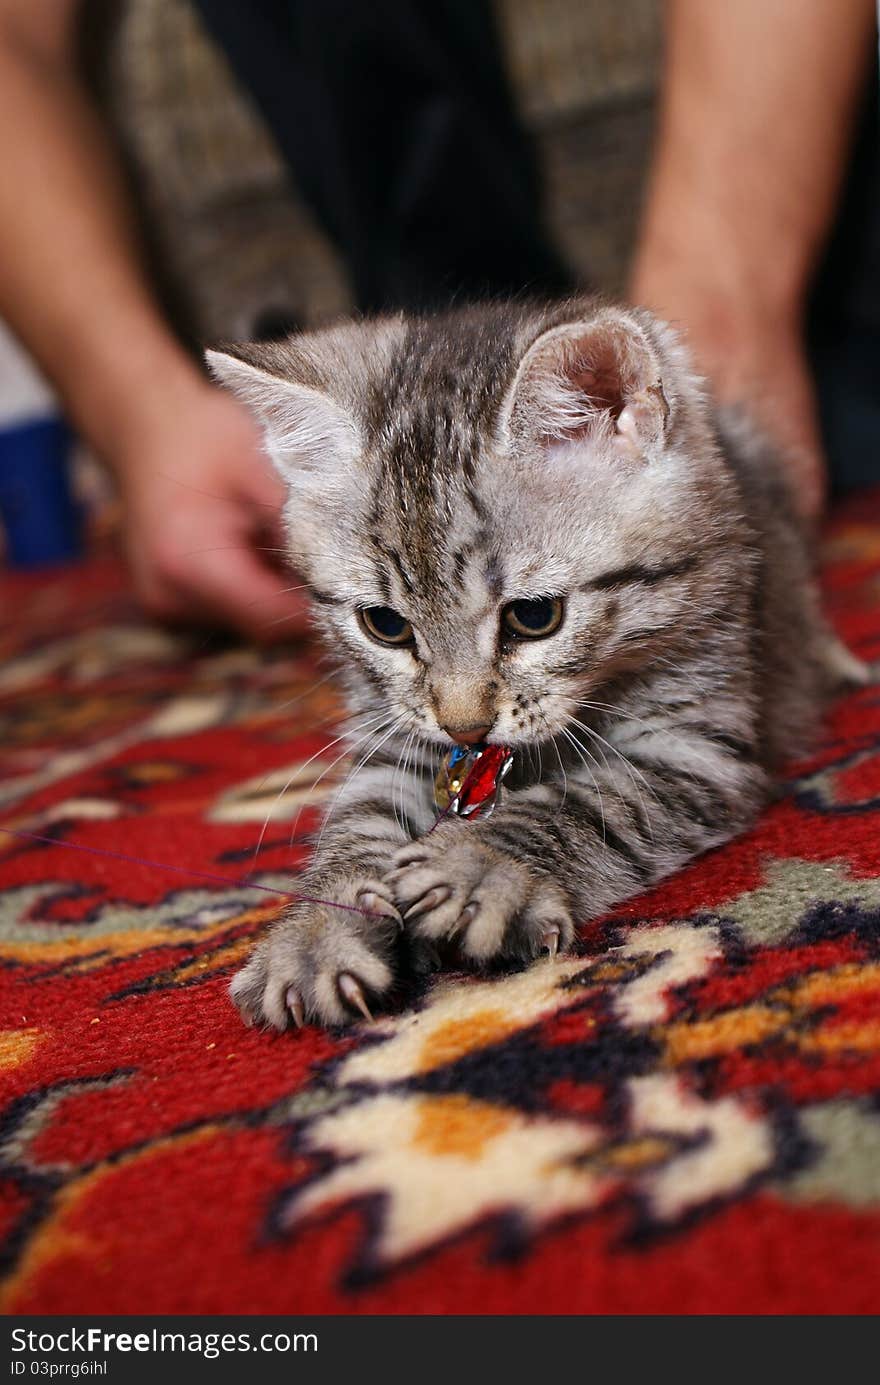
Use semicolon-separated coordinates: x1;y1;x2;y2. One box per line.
502;596;564;640
359;606;414;646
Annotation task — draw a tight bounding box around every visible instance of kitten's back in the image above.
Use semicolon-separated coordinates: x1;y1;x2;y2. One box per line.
716;407;855;768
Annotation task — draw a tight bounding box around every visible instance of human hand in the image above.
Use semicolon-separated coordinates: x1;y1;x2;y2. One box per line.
112;380;309;642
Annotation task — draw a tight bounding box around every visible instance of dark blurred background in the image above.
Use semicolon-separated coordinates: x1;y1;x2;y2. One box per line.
82;0;660;342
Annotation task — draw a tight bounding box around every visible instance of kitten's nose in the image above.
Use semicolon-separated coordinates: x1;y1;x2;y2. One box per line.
442;723;493;747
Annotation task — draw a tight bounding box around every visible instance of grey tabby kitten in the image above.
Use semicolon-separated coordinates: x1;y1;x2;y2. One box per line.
208;298;861;1029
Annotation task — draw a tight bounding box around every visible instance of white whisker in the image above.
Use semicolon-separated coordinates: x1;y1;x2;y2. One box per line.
393;726;416;836
275;710;391;856
315;713;408;853
558;724;607;844
568;716;656;843
544;718;568;817
270;668;339;716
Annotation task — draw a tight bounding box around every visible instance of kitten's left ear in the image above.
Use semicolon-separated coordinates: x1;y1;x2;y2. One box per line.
206;346;359;485
503;308;673;460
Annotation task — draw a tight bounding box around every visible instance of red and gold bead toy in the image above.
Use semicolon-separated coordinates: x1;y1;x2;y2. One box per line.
433;742;514;820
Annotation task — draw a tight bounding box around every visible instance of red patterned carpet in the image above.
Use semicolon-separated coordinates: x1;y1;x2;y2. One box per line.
1;491;880;1315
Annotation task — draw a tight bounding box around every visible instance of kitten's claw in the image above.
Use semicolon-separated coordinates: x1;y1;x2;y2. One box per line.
286;986;305;1028
338;972;374;1022
403;885;451;920
357;890;403;927
387;830;574;967
542;924;560;961
453;902;478;936
230;874;397;1029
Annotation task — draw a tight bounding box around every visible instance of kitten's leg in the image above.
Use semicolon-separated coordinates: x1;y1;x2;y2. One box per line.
231;756;432;1028
385;720;768;966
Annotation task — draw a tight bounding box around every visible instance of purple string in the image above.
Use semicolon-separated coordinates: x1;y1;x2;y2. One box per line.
427;793;457;836
0;825;381;918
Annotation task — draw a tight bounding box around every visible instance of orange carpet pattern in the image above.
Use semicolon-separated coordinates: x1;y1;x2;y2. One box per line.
1;491;880;1313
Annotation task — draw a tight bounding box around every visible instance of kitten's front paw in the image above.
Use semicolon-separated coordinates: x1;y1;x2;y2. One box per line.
384;828;574;966
230;876;401;1029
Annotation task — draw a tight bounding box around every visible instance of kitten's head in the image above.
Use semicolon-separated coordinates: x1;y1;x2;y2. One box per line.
208;299;743;749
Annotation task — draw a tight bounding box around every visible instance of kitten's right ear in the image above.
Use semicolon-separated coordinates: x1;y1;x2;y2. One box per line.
206;347;359;484
501;308;673;463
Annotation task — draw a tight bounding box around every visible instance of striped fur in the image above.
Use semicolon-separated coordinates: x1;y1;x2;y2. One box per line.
208;297;848;1028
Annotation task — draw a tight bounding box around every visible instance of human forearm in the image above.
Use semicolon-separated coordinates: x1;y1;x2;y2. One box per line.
0;2;205;459
632;0;875;319
0;4;309;639
630;0;875;516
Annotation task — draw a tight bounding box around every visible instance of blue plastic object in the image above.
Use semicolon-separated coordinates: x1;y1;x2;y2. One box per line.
0;416;82;567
